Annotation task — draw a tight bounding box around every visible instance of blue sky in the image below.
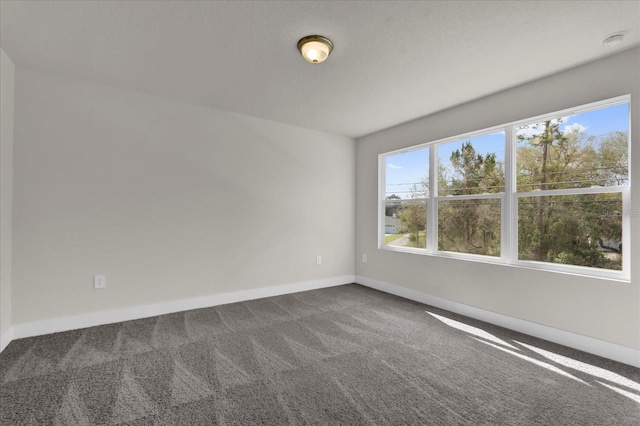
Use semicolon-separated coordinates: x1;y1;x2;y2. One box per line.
385;148;429;198
385;103;629;199
564;103;629;136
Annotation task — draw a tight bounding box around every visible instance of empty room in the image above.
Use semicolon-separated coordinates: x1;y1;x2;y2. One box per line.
1;1;639;424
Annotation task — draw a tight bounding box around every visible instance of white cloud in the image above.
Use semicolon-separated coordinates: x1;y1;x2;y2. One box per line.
563;123;587;134
388;163;403;169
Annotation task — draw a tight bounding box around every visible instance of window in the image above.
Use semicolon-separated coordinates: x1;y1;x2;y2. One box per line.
515;103;629;272
379;96;630;280
384;148;429;249
437;132;505;256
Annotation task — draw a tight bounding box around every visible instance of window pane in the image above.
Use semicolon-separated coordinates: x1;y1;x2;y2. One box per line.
438;132;505;196
438;199;501;256
518;193;622;270
385;148;429;199
385;199;427;249
516;103;629;192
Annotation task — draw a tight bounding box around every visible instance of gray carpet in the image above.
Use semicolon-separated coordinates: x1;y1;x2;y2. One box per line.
1;284;638;425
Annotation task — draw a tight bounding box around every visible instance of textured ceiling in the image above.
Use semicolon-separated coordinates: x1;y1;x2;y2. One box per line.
1;1;639;138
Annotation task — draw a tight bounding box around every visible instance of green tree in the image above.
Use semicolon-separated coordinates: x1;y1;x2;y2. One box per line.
438;142;502;255
448;141;500;195
517;122;627;270
596;131;629;186
517;120;569;260
398;202;426;248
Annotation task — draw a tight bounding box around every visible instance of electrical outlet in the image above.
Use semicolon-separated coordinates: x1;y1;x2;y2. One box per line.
316;255;322;265
94;275;106;289
362;254;367;263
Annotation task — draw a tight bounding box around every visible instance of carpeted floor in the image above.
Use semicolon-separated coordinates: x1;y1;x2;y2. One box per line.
1;284;638;425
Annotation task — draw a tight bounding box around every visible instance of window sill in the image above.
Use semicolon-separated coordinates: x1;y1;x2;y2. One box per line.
379;245;631;283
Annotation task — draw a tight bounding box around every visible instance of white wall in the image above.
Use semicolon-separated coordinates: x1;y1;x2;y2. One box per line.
12;67;355;325
1;49;15;341
356;48;640;350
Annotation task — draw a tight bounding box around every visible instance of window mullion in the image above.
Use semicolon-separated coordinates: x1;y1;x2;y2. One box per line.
428;144;437;253
503;124;516;263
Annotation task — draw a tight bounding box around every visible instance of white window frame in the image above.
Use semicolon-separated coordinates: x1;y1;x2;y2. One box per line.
379;95;631;282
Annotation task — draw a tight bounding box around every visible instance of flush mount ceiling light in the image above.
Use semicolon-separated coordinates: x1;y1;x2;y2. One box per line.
602;32;625;48
297;35;334;64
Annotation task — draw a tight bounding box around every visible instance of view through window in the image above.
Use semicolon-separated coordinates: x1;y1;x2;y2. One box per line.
515;103;628;270
384;148;429;249
437;132;505;256
381;97;630;278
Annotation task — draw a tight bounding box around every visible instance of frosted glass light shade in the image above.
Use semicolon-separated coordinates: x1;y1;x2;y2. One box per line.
297;35;333;64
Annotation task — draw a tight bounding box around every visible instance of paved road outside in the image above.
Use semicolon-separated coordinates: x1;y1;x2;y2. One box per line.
387;233;410;247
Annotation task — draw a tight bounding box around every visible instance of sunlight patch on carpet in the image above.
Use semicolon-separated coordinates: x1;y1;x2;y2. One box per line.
516;341;640;392
426;311;519;350
472;338;589;385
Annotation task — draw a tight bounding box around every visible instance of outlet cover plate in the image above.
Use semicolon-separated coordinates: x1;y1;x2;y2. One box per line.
94;275;106;289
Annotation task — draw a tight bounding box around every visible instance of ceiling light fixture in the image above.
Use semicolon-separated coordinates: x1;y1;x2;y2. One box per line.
602;32;625;48
297;35;334;64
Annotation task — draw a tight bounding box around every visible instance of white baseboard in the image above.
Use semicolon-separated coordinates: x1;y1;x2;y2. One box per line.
1;326;13;352
6;275;355;347
356;275;639;368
